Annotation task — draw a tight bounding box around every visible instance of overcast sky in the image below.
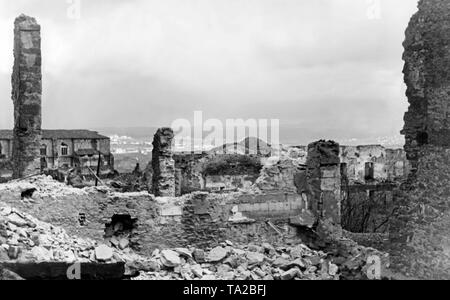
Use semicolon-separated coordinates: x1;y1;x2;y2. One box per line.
0;0;418;142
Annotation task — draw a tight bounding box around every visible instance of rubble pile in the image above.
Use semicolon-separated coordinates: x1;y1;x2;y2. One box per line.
134;239;386;280
0;175;88;199
252;146;307;193
0;204;150;272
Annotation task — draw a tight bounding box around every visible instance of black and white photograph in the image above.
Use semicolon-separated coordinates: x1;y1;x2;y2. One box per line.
0;0;448;285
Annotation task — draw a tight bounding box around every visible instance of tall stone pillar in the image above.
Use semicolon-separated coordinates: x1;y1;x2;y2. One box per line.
151;128;175;197
11;15;42;178
306;140;341;225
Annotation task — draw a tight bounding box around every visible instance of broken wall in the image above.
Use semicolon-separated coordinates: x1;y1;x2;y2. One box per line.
204;174;258;192
0;177;306;257
401;0;450;167
151;128;175;197
174;152;208;195
306;141;341;225
174;152;263;195
388;0;450;279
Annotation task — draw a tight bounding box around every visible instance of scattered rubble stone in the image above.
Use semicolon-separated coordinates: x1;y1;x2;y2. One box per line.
118;238;129;250
193;249;205;263
7;246;21;260
161;250;181;267
281;268;301;280
246;251;265;265
207;247;228;262
95;245;113;262
132;237;389;280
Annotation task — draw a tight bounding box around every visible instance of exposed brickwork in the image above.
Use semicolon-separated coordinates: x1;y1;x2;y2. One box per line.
151;128;175;197
388;1;450;279
390;147;450;279
11;15;42;178
0;178;307;257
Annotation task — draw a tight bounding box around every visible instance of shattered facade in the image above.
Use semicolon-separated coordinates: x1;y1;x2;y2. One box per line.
11;15;42;179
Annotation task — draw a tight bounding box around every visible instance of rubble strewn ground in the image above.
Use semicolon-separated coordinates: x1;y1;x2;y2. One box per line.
0;204;128;263
132;238;388;280
0;175;89;198
0;202;155;279
0;191;389;280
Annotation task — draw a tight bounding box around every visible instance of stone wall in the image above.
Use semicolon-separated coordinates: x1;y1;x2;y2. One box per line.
306;141;341;225
151;128;175;197
0;178;305;257
401;0;450;167
174;152;207;196
389;147;450;279
388;0;450;279
11;15;42;178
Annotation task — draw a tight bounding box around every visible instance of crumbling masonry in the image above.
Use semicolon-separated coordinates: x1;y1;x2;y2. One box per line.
401;0;450;168
306;141;341;225
390;0;450;279
11;15;42;178
151;128;175;197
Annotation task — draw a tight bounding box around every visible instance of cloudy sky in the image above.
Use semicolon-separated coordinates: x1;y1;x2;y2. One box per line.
0;0;418;143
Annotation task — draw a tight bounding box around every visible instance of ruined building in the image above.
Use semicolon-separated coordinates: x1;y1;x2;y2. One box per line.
0;15;114;181
0;130;114;178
